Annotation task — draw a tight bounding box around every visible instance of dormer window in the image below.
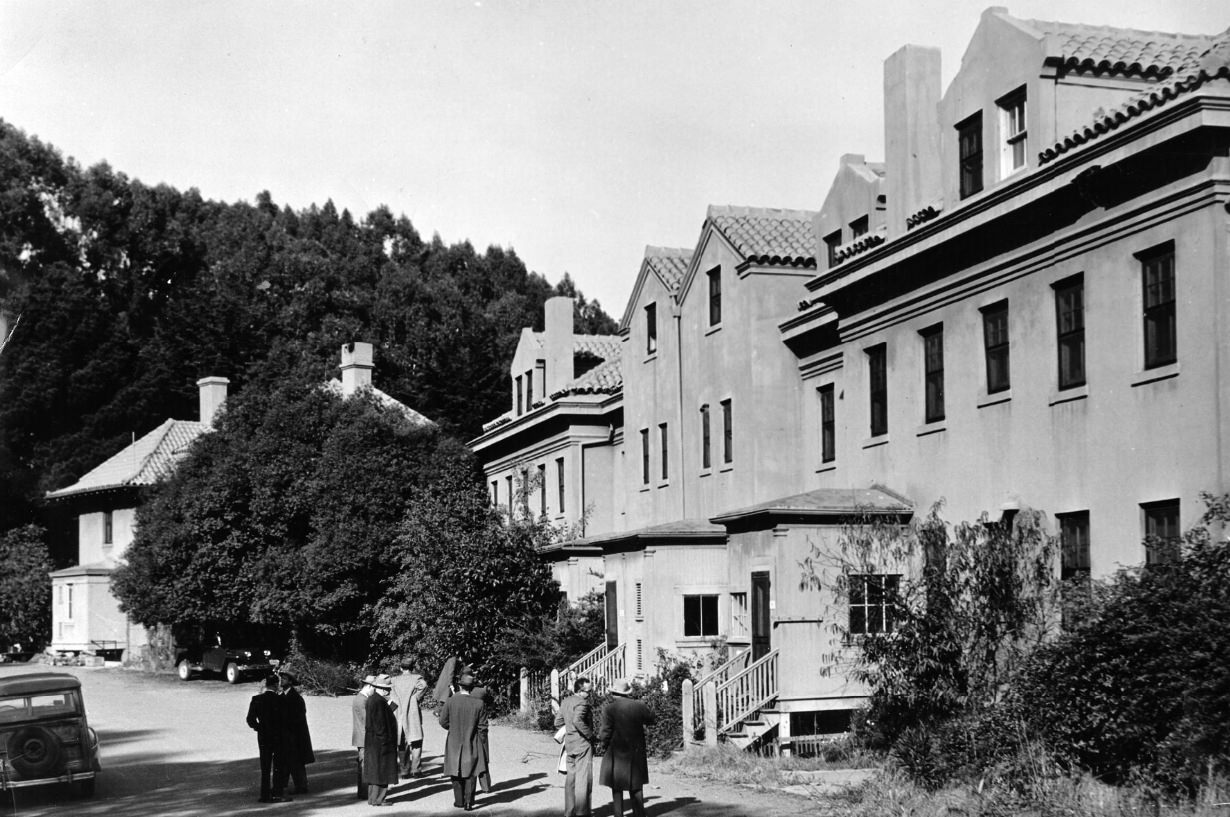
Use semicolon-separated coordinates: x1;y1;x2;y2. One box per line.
515;375;524;415
824;230;842;268
707;267;722;326
849;216;869;239
958;112;983;199
645;302;657;355
999;88;1027;176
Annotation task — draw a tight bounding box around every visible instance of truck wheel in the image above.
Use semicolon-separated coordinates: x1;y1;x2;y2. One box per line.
177;659;194;681
8;726;63;777
225;662;241;684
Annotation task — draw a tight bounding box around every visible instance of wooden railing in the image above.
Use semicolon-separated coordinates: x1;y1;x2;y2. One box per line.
565;642;624;694
714;648;779;736
558;642;610;694
690;649;751;734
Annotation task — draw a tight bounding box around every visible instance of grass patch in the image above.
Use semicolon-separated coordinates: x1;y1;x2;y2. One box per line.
658;742;880;788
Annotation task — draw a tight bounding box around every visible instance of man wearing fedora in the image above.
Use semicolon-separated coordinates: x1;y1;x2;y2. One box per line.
438;672;488;811
272;671;314;799
352;675;377;799
363;674;399;806
598;678;655;817
555;676;595;817
246;674;284;803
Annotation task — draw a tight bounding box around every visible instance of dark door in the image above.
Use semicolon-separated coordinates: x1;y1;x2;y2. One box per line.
751;571;771;661
605;580;619;649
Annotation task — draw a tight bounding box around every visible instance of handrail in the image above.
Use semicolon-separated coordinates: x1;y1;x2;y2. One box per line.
576;643;625;693
694;649;750;690
559;642;609;693
714;648;779;735
690;649;752;734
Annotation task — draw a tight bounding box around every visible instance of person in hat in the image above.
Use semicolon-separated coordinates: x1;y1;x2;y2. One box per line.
363;674;399;806
390;656;427;777
555;676;595;817
352;675;378;799
598;679;655;817
272;671;314;799
246;674;284;803
438;672;488;811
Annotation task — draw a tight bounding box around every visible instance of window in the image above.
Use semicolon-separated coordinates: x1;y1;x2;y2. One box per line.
526;369;534;408
848;574;899;635
640;428;650;486
819;384;835;463
636;639;643;671
515;375;524;415
1054;276;1086;389
1143;499;1181;565
730;592;749;639
490;480;498;507
958;112;983;199
645;302;657;355
635;582;642;617
1141;245;1176;369
999;88;1027;175
67;584;73;620
849;215;869;239
921;325;944;423
982;301;1010;393
867;344;887;436
700;404;711;469
707;267;722;326
683;594;719;637
506;475;513;513
720;399;733;464
1058;511;1090;580
824;230;842;268
537;463;547;516
556;457;565;514
658;423;669;481
103;510;113;545
535;360;546;397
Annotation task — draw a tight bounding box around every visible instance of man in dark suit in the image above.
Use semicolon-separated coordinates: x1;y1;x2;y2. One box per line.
555;676;595;817
438;672;488;811
272;671;315;798
363;674;399;806
598;678;655;817
246;675;283;803
352;674;376;799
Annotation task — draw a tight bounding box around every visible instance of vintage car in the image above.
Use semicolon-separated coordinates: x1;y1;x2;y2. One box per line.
0;672;100;796
176;639;279;684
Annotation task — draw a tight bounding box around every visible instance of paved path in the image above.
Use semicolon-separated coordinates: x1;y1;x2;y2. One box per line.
0;664;822;817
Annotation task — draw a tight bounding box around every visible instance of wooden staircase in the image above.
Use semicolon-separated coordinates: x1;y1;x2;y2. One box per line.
724;708;783;750
690;648;780;751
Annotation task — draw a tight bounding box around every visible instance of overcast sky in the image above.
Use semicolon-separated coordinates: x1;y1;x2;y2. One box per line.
2;1;1225;316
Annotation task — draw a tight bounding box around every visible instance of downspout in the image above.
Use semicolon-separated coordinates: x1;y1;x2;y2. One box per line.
675;306;687;520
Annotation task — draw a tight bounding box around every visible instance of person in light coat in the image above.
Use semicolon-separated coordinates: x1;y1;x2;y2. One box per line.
390;656;427;777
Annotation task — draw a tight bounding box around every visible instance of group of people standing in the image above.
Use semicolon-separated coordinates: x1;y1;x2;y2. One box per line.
245;671;316;803
351;657;490;810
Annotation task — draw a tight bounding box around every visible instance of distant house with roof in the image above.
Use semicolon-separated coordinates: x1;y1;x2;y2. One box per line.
44;341;431;660
474;8;1230;754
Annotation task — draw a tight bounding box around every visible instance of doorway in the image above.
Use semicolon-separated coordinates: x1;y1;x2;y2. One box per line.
751;571;771;661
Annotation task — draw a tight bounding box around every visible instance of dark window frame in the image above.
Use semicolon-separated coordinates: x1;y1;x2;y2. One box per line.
824;229;842;268
683;594;719;637
1140;243;1176;369
700;404;711;469
659;422;669;481
1143;499;1181;566
1053;275;1086;390
645;302;658;355
819;384;835;463
981;301;1010;394
640;428;650;486
921;324;945;423
720;398;733;464
957;111;984;199
867;344;887;437
556;457;565;514
103;510;113;545
707;267;722;326
849;215;869;239
1058;511;1090;581
848;574;900;636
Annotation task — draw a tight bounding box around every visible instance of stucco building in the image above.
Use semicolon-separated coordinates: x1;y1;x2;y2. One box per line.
471;8;1230;747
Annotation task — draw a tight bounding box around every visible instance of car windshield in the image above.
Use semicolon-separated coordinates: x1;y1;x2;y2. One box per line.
0;690;82;723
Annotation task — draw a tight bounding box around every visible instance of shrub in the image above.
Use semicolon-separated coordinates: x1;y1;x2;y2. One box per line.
281;649;365;696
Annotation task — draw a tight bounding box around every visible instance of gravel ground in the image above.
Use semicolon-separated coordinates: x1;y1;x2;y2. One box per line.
0;664;827;817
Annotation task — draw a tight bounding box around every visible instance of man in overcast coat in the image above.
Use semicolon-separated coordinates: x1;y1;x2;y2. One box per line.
598;678;655;817
363;674;398;806
438;672;488;811
246;675;283;803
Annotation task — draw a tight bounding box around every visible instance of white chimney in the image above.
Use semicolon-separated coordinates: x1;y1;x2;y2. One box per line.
340;342;374;396
543;296;574;396
884;44;942;240
197;376;230;428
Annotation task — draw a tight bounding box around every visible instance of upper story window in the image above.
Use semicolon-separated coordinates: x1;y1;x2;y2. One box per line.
526;368;534;408
506;475;513;513
515;375;524;416
819;384;835;463
921;325;945;423
707;267;722;326
867;344;887;437
103;510;113;545
490;480;498;507
999;87;1027;176
957;111;984;199
849;215;869;239
535;360;546;397
1059;511;1090;581
645;302;657;355
824;230;842;268
659;422;669;481
1054;275;1086;390
981;301;1010;394
720;399;733;464
1140;244;1176;369
537;463;547;516
556;457;565;514
1143;499;1181;566
700;404;711;469
640;428;650;486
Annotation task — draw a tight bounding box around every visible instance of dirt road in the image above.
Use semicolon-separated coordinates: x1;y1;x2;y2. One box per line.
0;664;820;817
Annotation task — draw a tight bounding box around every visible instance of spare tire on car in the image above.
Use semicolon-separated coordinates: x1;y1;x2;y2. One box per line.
8;725;64;778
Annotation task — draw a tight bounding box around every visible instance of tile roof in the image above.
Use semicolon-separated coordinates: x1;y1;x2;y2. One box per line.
1040;26;1230;163
707;205;818;268
710;485;913;526
46;418;208;499
323;380;435;427
550;357;623;399
1021;17;1214;78
644;246;692;294
574;334;621;361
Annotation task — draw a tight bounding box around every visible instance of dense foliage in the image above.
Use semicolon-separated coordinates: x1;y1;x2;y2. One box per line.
495;589;607;675
0;118;616;540
112;377;477;661
0;524;52;649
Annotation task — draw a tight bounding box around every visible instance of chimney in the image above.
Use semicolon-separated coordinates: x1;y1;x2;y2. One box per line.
543;296;574;396
340;342;374;396
884;44;942;241
197;376;230;428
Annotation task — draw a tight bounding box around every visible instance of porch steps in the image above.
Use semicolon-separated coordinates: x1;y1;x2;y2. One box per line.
725;708;782;751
